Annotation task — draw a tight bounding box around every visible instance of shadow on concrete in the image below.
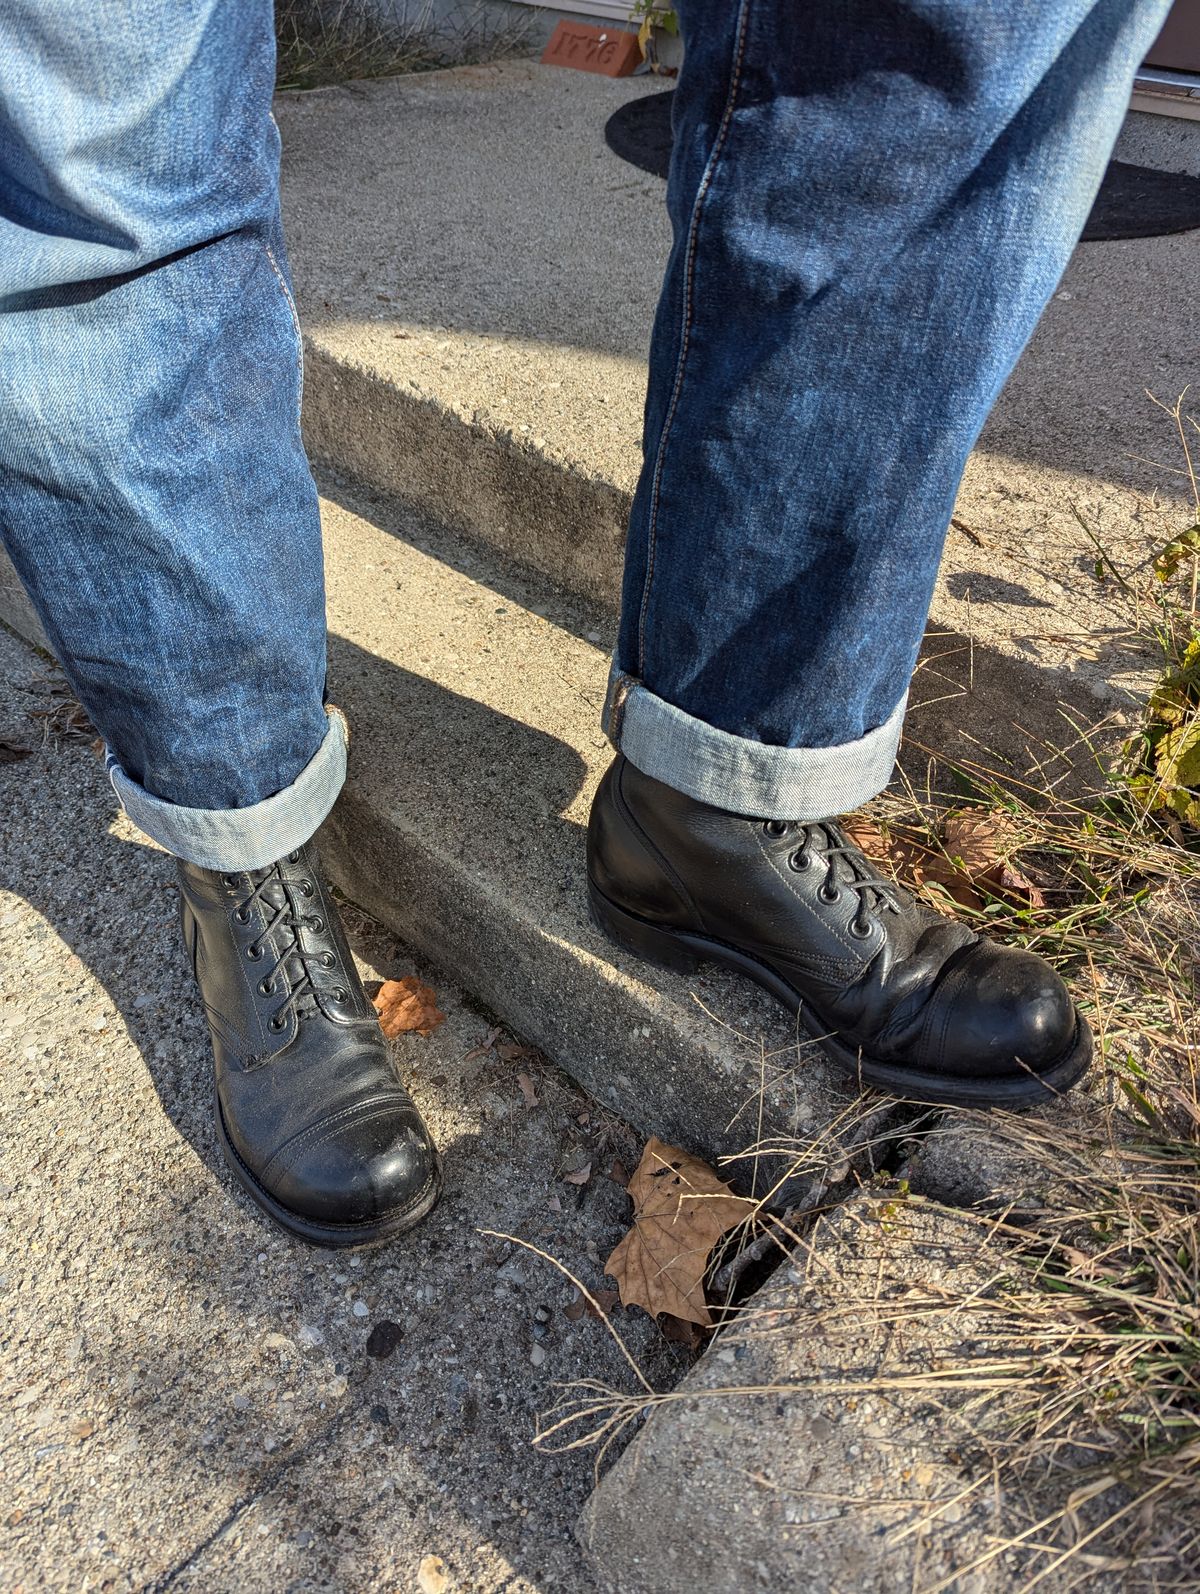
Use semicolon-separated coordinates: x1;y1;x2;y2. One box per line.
0;684;643;1591
317;466;1139;797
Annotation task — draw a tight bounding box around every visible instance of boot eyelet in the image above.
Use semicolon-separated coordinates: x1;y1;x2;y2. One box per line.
287;850;301;864
269;1015;286;1032
233;907;250;924
321;953;336;969
246;944;263;961
818;882;841;904
299;881;315;898
849;916;872;939
334;988;348;1002
258;977;274;996
223;874;238;887
788;850;811;872
763;820;789;838
307;915;324;933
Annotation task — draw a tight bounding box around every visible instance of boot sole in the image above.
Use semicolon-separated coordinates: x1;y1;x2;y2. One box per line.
589;881;1092;1110
214;1087;443;1249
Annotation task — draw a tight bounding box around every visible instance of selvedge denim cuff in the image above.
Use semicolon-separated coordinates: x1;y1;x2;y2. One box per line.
106;705;349;872
604;668;906;822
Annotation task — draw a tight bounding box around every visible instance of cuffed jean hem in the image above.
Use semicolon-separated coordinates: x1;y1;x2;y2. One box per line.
603;668;906;821
106;705;349;872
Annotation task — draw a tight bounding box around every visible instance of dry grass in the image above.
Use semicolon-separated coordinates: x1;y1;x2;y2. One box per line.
525;407;1200;1586
274;0;530;92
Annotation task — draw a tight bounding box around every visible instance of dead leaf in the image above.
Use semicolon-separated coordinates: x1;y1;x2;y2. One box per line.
843;809;1043;913
417;1555;450;1594
0;739;33;764
564;1287;618;1322
515;1072;539;1109
587;1288;619;1319
496;1041;536;1063
940;810;1045;910
608;1157;630;1187
605;1137;754;1328
463;1025;501;1061
659;1313;704;1350
372;977;445;1038
561;1162;592;1187
547;1193;562;1213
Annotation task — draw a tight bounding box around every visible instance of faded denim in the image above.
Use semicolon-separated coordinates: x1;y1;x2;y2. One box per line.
608;0;1173;818
0;1;333;867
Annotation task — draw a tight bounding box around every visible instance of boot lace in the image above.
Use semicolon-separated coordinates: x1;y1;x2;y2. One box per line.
764;820;903;938
226;853;346;1035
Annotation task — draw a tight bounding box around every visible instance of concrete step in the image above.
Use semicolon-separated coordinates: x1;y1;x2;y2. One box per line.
576;1193;1035;1593
278;59;1198;747
315;478;895;1187
0;476;889;1186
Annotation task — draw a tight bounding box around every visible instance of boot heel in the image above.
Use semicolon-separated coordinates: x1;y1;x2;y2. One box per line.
588;881;701;975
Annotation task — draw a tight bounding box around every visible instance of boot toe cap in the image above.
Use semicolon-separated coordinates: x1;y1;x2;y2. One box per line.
269;1104;440;1229
935;943;1078;1078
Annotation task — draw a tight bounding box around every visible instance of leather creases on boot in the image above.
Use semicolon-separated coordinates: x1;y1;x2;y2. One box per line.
587;756;1090;1108
177;840;441;1246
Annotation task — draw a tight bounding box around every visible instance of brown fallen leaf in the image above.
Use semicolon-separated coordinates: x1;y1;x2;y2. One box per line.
561;1161;592;1187
496;1041;536;1063
515;1071;540;1109
564;1286;618;1322
587;1288;619;1319
842;813;982;909
605;1137;755;1328
372;976;445;1038
659;1313;704;1350
0;739;33;764
843;808;1044;914
463;1025;501;1062
940;809;1045;910
608;1157;630;1188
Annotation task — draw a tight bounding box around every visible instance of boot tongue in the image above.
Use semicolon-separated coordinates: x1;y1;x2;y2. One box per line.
255;874;318;1013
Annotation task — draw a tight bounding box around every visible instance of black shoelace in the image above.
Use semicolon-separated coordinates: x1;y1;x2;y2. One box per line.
226;856;347;1034
764;820;903;939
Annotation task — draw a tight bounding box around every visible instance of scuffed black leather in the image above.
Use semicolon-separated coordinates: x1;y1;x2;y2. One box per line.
177;840;438;1230
588;756;1078;1083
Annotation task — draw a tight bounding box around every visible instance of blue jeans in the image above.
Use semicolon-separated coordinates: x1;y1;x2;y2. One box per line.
0;1;342;869
0;2;1171;868
606;0;1172;818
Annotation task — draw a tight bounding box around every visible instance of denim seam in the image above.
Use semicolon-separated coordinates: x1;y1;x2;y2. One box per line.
634;0;754;673
265;243;304;424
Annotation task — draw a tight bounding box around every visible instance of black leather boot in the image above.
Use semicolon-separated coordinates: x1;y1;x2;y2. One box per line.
176;840;441;1246
587;756;1090;1107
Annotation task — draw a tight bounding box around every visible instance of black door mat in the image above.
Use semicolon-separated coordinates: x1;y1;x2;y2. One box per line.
604;89;1200;242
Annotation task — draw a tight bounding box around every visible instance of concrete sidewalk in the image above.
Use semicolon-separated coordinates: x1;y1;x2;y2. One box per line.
0;624;685;1593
